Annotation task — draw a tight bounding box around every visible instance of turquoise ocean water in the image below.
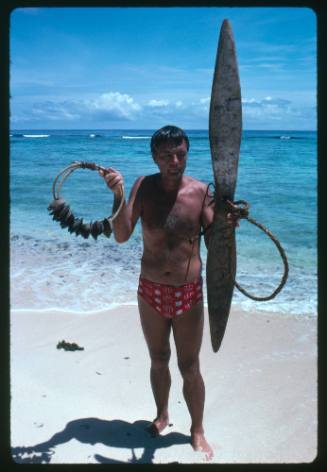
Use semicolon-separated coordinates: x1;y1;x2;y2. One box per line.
10;129;317;316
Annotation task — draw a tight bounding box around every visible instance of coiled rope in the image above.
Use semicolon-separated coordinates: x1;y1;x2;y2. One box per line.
48;161;125;239
225;199;289;301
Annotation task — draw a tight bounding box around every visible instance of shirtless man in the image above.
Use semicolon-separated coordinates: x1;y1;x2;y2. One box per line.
100;125;216;460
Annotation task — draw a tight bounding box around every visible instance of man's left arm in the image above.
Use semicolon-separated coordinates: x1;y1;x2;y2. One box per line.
200;184;240;250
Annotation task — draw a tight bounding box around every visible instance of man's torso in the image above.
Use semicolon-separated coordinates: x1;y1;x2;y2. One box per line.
137;174;207;285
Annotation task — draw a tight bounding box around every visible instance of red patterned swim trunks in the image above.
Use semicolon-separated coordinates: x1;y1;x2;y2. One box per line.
138;275;203;319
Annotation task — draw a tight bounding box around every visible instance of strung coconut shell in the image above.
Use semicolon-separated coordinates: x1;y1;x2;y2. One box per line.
59;208;74;228
80;222;91;239
60;211;74;229
68;218;78;233
102;218;112;237
90;222;99;240
52;210;67;222
49;201;68;221
68;218;82;235
48;198;66;213
66;213;75;229
50;205;68;221
51;209;63;220
90;220;104;240
57;204;71;221
95;220;104;235
72;218;84;236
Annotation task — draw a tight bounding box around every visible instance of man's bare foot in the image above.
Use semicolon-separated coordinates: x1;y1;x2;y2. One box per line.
191;431;214;461
147;415;170;437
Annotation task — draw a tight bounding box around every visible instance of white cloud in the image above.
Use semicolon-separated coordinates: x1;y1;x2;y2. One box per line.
243;96;291;107
143;99;186;118
20;91;142;124
11;90;315;130
86;92;141;120
242;98;259;104
194;97;210;115
242;95;307;125
147;99;170;108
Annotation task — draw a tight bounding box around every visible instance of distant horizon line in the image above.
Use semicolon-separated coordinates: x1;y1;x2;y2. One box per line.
10;128;317;132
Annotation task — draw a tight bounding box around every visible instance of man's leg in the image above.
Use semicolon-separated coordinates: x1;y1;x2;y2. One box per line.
172;302;213;459
138;295;172;435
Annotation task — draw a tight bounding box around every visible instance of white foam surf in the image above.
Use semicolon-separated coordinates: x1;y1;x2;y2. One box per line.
122;136;150;140
23;134;50;138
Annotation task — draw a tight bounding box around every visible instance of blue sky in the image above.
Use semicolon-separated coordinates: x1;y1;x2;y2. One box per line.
10;6;316;130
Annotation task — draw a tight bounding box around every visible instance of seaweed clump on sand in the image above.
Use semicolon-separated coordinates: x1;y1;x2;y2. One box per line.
56;340;84;351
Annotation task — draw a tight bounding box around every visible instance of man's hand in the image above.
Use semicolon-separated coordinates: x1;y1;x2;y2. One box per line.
227;212;240;228
99;167;124;196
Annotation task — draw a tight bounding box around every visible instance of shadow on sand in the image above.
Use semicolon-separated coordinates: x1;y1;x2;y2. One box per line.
11;417;191;464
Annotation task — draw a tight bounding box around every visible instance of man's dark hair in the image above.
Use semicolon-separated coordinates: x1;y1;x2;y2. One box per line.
151;125;190;155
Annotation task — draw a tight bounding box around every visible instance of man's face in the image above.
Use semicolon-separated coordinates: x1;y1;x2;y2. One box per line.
153;140;188;180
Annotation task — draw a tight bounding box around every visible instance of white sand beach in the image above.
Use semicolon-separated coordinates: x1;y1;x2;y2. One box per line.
10;305;317;464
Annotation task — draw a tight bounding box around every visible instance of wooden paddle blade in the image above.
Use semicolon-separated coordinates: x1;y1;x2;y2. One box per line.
209;19;242;201
206;213;236;352
206;19;242;352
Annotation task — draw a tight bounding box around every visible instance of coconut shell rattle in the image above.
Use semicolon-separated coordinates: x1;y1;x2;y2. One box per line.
47;161;125;239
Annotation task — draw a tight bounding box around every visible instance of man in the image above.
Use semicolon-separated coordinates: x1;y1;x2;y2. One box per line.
100;125;229;460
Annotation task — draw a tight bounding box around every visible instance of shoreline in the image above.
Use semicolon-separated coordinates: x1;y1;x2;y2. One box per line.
10;304;317;464
11;301;317;320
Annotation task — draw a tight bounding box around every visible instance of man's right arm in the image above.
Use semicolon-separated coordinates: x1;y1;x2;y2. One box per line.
99;167;144;243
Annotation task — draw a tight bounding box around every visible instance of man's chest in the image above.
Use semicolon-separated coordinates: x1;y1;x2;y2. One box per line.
141;193;202;237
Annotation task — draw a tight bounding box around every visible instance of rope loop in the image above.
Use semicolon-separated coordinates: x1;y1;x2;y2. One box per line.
208;184;289;301
48;161;125;240
234;212;289;301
